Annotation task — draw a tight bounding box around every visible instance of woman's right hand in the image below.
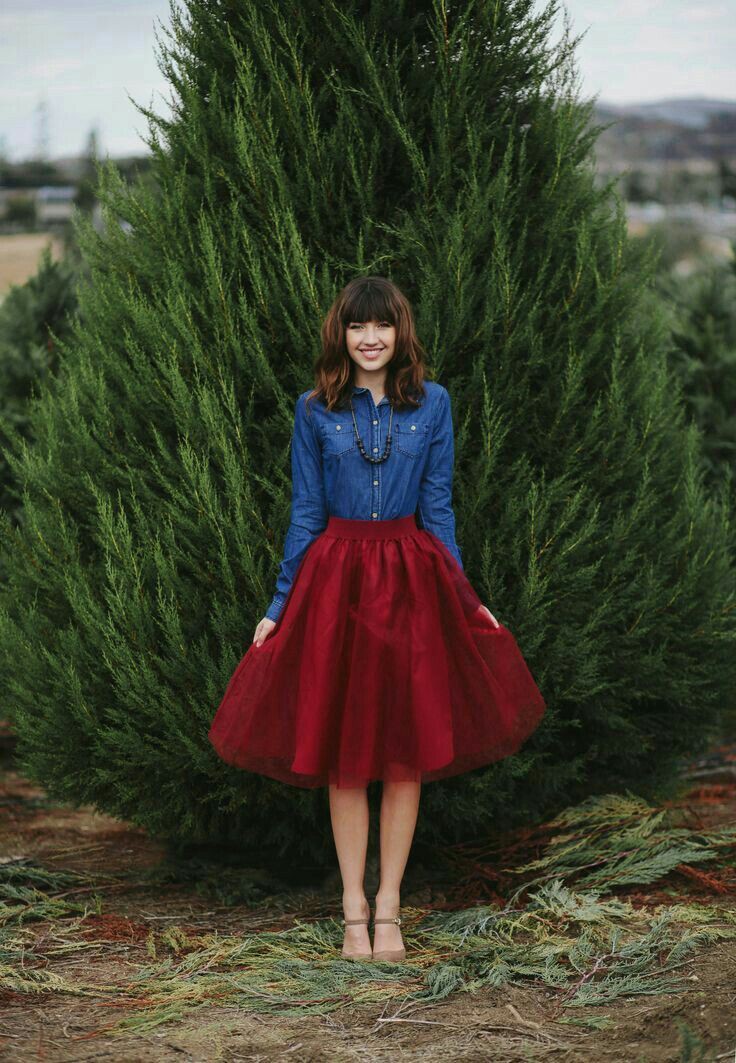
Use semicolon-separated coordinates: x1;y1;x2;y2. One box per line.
253;617;276;647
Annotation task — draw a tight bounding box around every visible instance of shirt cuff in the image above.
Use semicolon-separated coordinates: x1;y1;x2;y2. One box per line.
265;595;285;623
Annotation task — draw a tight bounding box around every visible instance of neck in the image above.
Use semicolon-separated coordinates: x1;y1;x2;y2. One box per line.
354;371;387;390
354;369;387;402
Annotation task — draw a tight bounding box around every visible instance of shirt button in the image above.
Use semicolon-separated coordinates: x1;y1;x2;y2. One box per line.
373;446;378;452
411;424;416;430
373;480;378;486
372;512;377;518
372;419;378;424
336;425;341;430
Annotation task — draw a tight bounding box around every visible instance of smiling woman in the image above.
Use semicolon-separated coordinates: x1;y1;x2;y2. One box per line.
4;0;731;980
208;274;546;959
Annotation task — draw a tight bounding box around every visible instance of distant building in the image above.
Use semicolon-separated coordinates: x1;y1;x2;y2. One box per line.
35;186;77;224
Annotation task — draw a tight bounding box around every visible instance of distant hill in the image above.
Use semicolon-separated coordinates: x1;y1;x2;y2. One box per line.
592;96;736;167
597;97;736;130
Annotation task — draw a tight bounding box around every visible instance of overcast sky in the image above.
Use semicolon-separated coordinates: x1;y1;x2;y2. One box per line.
1;0;734;162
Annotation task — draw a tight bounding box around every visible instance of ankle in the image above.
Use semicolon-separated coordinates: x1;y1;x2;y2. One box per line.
374;888;401;910
341;889;368;909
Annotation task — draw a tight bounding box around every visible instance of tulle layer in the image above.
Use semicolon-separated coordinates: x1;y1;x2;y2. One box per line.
208;514;546;788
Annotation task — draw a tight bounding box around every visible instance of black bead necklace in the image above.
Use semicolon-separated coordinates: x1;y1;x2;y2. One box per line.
348;397;394;464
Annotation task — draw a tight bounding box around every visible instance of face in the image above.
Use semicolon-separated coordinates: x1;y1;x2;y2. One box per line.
345;318;396;380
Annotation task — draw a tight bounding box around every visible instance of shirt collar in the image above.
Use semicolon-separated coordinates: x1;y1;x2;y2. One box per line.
352;384;390;405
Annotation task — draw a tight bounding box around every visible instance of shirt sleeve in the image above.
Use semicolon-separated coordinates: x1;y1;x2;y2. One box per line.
264;392;328;622
415;386;464;570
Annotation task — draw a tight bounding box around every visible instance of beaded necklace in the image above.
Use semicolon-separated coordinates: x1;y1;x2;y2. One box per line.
348;396;394;464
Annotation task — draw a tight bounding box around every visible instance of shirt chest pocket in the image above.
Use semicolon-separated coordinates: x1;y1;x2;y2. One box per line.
320;421;357;456
393;421;430;459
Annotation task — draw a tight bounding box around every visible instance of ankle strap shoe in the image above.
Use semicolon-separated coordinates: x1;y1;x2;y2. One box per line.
372;910;406;962
340;903;372;961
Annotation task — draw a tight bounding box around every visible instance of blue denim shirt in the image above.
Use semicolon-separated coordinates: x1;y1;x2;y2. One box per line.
265;379;463;622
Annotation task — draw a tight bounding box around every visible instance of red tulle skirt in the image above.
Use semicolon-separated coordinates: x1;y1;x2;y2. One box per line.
208;514;546;789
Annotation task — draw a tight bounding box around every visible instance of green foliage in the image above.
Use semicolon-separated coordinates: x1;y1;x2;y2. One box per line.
0;244;79;520
657;258;736;503
676;1019;712;1063
503;792;736;897
0;0;734;855
0;859;102;927
630;219;706;275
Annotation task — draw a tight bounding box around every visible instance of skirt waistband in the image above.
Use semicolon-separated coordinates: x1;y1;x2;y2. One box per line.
323;513;418;540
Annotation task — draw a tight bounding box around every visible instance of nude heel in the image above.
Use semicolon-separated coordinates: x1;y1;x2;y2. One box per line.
340;899;372;960
371;912;406;962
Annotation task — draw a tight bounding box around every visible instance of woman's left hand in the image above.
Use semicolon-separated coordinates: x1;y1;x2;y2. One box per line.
478;604;500;628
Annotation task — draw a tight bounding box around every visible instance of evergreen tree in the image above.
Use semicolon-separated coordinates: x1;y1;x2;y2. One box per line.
1;0;734;860
658;258;736;502
0;245;79;521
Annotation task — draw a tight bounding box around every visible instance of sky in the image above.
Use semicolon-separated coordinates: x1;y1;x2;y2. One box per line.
1;0;734;162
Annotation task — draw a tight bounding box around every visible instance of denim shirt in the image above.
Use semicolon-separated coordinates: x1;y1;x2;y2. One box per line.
264;379;463;622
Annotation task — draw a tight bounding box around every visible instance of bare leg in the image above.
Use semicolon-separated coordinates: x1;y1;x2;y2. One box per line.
374;779;421;953
328;783;370;956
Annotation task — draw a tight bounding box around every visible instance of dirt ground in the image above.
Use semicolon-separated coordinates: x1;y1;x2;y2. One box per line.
0;232;66;295
2;732;735;1062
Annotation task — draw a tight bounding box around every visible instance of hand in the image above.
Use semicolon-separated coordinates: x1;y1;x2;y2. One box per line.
477;604;500;628
253;617;276;647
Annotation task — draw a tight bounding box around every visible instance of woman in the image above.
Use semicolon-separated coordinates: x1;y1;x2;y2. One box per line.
208;275;546;962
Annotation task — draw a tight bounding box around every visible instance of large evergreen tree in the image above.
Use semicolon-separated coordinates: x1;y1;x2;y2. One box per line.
1;0;734;860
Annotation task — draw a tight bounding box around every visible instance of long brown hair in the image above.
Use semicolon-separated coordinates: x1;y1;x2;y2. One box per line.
306;276;430;413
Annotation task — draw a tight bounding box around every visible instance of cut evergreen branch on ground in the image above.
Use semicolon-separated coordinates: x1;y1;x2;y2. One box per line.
0;858;105;928
3;791;736;1041
5;880;734;1036
435;790;736;906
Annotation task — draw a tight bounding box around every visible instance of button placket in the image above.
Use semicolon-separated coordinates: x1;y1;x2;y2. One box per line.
353;386;386;518
369;390;381;519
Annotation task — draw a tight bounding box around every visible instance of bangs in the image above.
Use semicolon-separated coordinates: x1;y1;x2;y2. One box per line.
340;285;397;327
